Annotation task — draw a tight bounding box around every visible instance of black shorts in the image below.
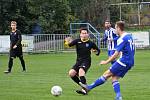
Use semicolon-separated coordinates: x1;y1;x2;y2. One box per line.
10;48;23;58
72;59;91;73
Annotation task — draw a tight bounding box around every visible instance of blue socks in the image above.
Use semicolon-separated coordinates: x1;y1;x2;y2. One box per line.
87;76;121;99
87;76;106;90
112;81;121;98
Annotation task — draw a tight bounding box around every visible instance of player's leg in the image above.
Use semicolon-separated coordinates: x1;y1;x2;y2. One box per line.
81;69;112;91
110;62;131;100
4;57;14;73
76;62;91;95
76;68;88;95
112;76;122;100
69;66;87;95
78;61;91;85
8;57;14;72
78;68;86;84
79;61;122;91
4;50;15;73
69;69;80;85
18;55;26;71
17;48;26;71
69;61;83;85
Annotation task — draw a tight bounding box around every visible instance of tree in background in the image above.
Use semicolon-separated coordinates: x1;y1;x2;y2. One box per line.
0;0;29;34
1;0;149;34
69;0;110;30
0;0;71;34
27;0;71;34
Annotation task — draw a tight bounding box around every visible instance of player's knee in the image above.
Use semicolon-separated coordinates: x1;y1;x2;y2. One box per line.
79;68;85;76
111;76;119;82
103;70;113;79
68;69;76;77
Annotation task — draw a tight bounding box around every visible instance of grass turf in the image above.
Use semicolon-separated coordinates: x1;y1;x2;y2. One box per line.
0;50;150;100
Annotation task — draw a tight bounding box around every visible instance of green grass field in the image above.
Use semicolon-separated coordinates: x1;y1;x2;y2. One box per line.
0;50;150;100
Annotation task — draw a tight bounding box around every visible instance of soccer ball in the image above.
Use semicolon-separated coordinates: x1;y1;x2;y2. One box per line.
51;86;62;96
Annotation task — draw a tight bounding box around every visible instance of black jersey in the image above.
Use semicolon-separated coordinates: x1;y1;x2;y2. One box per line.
69;39;100;61
10;30;22;50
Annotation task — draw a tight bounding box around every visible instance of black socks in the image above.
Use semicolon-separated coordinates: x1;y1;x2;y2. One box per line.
71;75;80;85
80;76;86;84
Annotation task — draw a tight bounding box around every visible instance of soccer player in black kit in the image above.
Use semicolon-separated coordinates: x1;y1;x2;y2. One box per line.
4;21;26;74
65;28;100;95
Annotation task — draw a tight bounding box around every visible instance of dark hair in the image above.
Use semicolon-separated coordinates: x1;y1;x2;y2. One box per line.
105;20;110;23
116;21;125;31
79;27;88;33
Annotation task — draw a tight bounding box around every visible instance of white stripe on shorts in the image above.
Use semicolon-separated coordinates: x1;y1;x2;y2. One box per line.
117;59;126;67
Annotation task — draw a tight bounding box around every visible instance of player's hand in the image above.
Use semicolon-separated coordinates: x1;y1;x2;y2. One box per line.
92;49;100;56
91;49;97;53
100;60;108;65
64;37;73;45
92;49;97;52
13;45;17;49
96;49;100;56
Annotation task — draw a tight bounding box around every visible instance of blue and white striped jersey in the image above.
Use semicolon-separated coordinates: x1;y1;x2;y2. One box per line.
103;28;119;50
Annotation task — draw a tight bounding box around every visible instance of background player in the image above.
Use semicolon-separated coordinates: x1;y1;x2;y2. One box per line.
4;21;26;74
79;21;135;100
101;20;119;64
65;28;100;95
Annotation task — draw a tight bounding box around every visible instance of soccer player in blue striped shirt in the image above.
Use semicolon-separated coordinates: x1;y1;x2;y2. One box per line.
79;21;135;100
102;20;119;64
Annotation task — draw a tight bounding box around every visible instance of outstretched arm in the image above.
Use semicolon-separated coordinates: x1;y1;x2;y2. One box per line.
64;37;78;47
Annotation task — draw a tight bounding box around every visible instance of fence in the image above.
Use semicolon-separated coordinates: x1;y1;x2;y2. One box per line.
0;32;150;53
32;33;104;53
0;34;104;53
33;34;71;52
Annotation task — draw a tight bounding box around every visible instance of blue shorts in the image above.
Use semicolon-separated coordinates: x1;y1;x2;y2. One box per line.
108;50;115;57
109;62;132;78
